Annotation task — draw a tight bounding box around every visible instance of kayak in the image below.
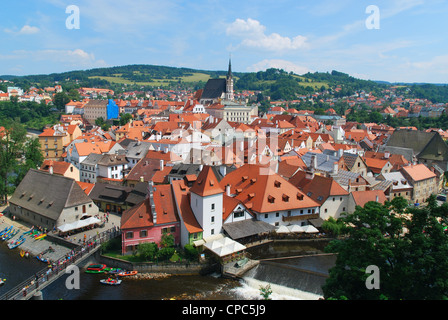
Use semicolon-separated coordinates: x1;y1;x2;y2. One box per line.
100;278;122;286
22;226;34;235
35;234;47;240
85;264;108;273
2;229;18;241
118;270;138;277
1;228;14;240
8;237;25;249
36;255;49;263
107;268;123;274
0;226;12;237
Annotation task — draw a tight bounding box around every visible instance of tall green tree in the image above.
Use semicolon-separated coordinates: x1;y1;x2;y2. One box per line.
323;196;448;300
0;123;43;203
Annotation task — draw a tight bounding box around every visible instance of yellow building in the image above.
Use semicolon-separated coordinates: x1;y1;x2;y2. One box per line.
38;124;81;161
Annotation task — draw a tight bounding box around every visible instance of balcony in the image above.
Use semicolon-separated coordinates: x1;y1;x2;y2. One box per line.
282;213;319;222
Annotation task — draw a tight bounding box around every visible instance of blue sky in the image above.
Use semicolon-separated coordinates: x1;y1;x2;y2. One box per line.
1;0;447;83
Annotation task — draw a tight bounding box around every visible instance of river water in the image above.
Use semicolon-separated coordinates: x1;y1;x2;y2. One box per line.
0;239;333;300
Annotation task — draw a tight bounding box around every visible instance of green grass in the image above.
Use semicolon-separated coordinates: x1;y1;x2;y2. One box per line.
89;72;212;87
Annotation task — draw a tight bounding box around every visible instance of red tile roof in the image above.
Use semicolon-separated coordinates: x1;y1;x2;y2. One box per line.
219;164;320;213
299;175;348;205
400;164;436;182
121;198;154;229
190;166;225;197
351;190;387;208
171;180;203;234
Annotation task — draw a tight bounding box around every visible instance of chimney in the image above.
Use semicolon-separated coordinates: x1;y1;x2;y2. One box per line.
226;184;231;197
160;159;164;171
148;180;157;224
311;154;317;171
49;161;54;175
333;161;338;175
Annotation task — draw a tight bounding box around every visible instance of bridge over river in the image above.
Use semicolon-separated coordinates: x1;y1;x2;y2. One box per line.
0;228;120;300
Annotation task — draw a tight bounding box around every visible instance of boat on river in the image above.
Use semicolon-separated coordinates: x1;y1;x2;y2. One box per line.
118;270;138;277
85;264;108;273
100;278;122;286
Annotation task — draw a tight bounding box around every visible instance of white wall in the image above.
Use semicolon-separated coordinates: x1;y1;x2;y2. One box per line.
223;204;253;224
191;192;223;239
319;195;349;220
255;206;320;227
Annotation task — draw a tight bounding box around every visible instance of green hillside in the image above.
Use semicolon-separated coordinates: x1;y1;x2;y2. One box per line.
2;64;448;104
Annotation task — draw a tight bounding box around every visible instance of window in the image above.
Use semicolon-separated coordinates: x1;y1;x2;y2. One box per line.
276;212;279;217
265;214;268;219
140;230;147;238
211;229;214;235
211;216;215;223
75;207;78;211
234;211;244;218
125;232;134;239
211;203;215;211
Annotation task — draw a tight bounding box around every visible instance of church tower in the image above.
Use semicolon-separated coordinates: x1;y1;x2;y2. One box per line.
225;58;234;101
190;166;224;239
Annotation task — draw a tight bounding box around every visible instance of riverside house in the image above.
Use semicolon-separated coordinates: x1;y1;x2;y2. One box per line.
121;184;180;255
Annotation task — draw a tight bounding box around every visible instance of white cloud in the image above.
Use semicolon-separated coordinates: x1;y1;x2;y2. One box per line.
19;25;40;34
4;25;40;35
226;18;308;52
248;59;312;75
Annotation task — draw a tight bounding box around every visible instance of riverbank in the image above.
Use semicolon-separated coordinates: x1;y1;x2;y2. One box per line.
0;203;121;262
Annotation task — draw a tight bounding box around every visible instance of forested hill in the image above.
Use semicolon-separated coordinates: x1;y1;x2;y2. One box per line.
2;64;448;103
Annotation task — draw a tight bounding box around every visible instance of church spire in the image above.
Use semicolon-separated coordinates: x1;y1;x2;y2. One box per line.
227;56;232;79
225;57;234;101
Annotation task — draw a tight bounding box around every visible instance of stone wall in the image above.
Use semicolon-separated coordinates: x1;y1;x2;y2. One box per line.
98;254;210;275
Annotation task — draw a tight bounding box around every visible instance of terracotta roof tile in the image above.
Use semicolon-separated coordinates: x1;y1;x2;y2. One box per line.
219;164;320;213
190;166;225;197
171;180;203;234
400;164;436;181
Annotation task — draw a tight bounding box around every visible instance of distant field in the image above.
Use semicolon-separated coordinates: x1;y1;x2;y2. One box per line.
292;75;329;89
89;72;212;87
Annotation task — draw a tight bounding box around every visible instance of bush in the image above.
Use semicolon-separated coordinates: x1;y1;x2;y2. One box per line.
157;247;175;261
137;242;158;261
184;244;198;261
